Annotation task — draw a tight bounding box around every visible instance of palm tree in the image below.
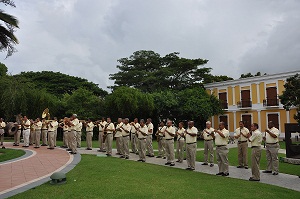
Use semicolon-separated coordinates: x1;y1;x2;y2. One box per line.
0;0;19;57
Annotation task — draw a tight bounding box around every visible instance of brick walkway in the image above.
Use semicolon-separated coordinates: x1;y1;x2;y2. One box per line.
0;142;74;197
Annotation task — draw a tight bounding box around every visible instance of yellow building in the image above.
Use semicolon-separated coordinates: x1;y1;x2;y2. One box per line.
204;71;299;133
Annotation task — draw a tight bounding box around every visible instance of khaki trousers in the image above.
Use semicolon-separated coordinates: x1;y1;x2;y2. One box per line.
204;140;214;164
116;136;123;155
42;129;48;145
238;142;248;167
23;129;30;146
251;146;261;180
138;138;146;161
176;139;185;162
63;131;69;147
69;130;77;153
186;142;197;169
54;129;57;147
216;146;229;174
48;131;55;148
146;134;154;156
105;133;113;155
35;130;41;147
122;136;130;157
266;143;279;172
135;134;139;153
86;131;93;149
165;139;175;163
158;137;166;157
30;130;35;145
0;129;4;144
98;131;105;150
130;133;137;153
14;130;21;145
76;131;82;147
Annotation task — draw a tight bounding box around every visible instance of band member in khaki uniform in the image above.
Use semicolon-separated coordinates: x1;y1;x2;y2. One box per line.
164;120;176;166
146;118;154;157
98;117;107;152
115;118;124;155
13;124;21;146
62;117;69;148
156;121;166;158
47;120;56;149
105;117;115;156
263;121;280;175
185;121;198;170
76;120;83;148
0;118;6;146
131;118;140;155
234;121;250;169
212;122;230;176
85;119;95;150
130;118;139;153
41;119;48;146
120;118;131;159
53;117;59;147
176;122;185;163
202;121;214;167
137;119;148;162
69;114;79;154
34;118;42;148
248;123;262;181
22;116;31;147
29;120;35;145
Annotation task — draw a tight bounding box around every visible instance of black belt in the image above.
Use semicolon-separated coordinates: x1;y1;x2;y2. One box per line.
106;133;112;134
187;142;197;145
204;139;213;141
48;131;54;132
166;138;173;140
266;142;278;145
251;146;260;148
123;135;130;137
86;131;92;132
139;138;146;140
238;141;247;143
216;145;226;147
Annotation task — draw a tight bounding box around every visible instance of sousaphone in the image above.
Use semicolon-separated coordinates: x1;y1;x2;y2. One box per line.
4;114;23;136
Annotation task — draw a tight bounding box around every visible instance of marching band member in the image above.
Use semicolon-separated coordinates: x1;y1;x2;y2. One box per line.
137;119;148;162
62;117;70;148
248;123;262;181
130;118;139;154
47;119;56;149
0;118;5;146
29;119;35;145
53;117;59;147
98;117;107;152
69;114;79;154
156;121;166;159
234;121;250;169
185;121;198;170
76;120;83;148
34;118;42;148
146;118;154;157
22;116;31;147
120;118;131;159
85;118;95;150
176;122;185;163
212;122;230;176
105;117;115;156
13;123;21;146
115;118;124;155
41;118;48;146
164;120;176;166
202;121;214;167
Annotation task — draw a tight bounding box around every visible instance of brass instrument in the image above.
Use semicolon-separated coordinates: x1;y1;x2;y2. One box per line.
42;108;55;123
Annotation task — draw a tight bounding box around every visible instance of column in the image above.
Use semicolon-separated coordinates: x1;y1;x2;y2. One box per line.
211;116;214;128
286;110;290;123
256;83;260;104
233;111;236;130
232;86;235;105
257;110;261;129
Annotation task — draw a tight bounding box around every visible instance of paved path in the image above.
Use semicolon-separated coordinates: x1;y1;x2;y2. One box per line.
78;147;299;192
0;142;80;198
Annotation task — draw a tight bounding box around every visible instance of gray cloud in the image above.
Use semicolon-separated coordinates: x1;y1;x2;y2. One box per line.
1;0;300;90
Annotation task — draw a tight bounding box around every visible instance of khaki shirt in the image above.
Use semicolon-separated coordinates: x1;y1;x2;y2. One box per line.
115;122;123;137
42;122;48;130
71;118;79;131
137;125;148;139
249;130;262;147
164;126;175;140
106;123;115;134
131;122;140;134
63;122;70;131
0;121;6;129
76;122;83;132
121;123;131;136
214;128;229;146
98;121;107;132
24;120;31;130
147;122;154;135
202;127;214;141
265;127;280;143
177;128;185;141
53;121;59;129
34;121;42;130
157;126;166;137
48;121;55;132
234;127;250;142
86;122;94;132
185;126;198;143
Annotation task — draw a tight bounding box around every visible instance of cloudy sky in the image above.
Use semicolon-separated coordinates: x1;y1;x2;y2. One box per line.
1;0;300;90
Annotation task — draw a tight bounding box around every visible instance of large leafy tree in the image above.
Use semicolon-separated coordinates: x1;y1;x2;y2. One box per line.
0;0;19;57
279;73;300;124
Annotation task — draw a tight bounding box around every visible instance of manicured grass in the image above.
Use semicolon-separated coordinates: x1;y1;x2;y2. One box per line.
10;155;299;199
0;148;25;162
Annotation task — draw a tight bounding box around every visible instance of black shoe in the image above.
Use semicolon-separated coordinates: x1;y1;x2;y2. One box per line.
66;149;72;151
13;144;17;146
165;162;171;165
244;166;248;169
16;144;19;146
130;151;135;153
41;144;47;146
186;168;192;170
190;168;195;171
163;157;166;159
170;163;175;166
86;148;92;150
137;159;143;162
47;147;52;149
222;173;229;176
24;146;29;147
216;172;224;176
34;146;40;148
141;160;146;162
202;163;208;165
106;154;112;157
146;154;150;157
263;170;272;173
120;156;125;158
125;157;129;159
249;177;260;181
176;160;181;162
237;166;244;168
156;156;162;158
135;153;139;155
210;164;214;167
149;155;154;157
49;148;54;150
97;150;103;152
272;172;279;175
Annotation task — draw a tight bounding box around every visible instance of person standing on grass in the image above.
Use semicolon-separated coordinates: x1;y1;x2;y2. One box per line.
234;121;250;169
185;121;198;171
212;122;230;176
120;118;131;159
76;120;83;148
53;117;59;147
202;121;214;167
156;121;166;159
263;121;280;175
34;118;42;148
41;118;48;146
115;118;124;156
0;118;6;146
164;120;176;166
22;116;31;148
85;119;95;150
137;119;148;162
176;122;185;163
146;118;155;157
248;123;262;181
105;117;115;156
98;117;107;152
131;118;140;155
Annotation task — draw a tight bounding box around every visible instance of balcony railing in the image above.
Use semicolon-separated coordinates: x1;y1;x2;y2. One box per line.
263;98;279;107
237;100;252;108
220;102;228;109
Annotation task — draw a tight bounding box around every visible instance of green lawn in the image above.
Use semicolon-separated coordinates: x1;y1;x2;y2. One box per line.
10;155;299;199
0;148;25;162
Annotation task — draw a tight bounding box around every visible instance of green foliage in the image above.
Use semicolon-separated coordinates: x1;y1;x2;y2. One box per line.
0;148;25;162
240;72;266;79
151;90;178;119
279;73;300;123
0;62;8;76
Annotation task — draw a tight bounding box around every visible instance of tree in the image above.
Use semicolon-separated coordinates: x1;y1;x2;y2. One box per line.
0;0;19;57
240;72;267;79
279;73;300;124
0;62;8;76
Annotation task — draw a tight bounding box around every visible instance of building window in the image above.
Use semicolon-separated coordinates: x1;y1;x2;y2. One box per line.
241;115;252;130
237;90;252;108
263;87;279;107
267;113;279;130
219;115;228;129
218;92;228;109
